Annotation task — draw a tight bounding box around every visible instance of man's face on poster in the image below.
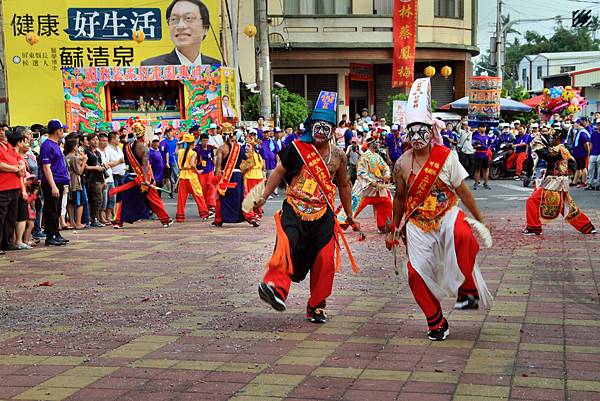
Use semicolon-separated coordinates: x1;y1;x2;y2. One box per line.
169;1;207;52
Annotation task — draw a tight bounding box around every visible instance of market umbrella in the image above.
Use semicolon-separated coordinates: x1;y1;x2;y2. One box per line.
439;96;533;112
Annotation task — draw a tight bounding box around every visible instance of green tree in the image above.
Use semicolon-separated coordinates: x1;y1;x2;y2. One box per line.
242;88;308;129
476;19;600;82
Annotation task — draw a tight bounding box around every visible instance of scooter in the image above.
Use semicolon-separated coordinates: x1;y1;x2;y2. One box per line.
489;143;517;180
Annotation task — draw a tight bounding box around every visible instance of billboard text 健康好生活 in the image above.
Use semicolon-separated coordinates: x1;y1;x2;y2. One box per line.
2;0;221;125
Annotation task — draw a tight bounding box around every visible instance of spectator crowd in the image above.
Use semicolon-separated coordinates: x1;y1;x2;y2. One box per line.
1;109;598;254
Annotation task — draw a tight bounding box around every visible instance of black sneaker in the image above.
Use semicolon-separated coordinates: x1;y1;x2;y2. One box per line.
55;234;69;243
45;235;66;247
307;307;327;324
521;228;541;236
427;319;449;341
483;184;492;190
258;282;286;312
163;220;174;228
455;295;479;310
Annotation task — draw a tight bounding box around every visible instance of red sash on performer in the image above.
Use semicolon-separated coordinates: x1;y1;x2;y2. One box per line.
109;142;151;197
400;145;451;229
293;140;359;273
218;142;240;196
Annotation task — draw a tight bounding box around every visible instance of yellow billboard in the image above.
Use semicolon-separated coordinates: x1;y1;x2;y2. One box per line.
2;0;221;125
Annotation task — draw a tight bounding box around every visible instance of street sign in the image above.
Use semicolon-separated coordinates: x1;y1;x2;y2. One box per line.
572;9;592;28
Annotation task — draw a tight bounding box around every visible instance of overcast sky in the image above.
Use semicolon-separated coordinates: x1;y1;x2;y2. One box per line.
477;0;600;56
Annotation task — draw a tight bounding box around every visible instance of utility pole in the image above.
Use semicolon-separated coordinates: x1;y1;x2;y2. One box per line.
231;0;241;116
257;0;271;119
495;0;503;78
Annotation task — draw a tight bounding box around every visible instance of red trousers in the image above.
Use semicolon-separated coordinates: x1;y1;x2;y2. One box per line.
407;210;480;331
263;237;336;310
245;178;264;217
114;186;170;226
525;188;595;234
506;152;528;175
198;172;216;210
176;179;209;222
353;194;393;231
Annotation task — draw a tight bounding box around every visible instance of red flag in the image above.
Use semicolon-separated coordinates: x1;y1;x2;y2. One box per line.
392;0;418;88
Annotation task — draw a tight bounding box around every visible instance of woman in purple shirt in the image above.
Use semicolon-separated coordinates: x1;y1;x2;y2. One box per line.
471;123;492;190
149;137;165;195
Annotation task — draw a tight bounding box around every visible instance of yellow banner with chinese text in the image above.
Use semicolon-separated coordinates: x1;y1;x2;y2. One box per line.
2;0;221;125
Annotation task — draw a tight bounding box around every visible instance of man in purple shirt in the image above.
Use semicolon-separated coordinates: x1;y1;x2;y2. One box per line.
572;119;591;187
40;120;71;246
586;121;600;190
385;124;403;165
259;127;280;196
149;136;165;196
471;123;492;190
194;133;216;212
506;125;531;178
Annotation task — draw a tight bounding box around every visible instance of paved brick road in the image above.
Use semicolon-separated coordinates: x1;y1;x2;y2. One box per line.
1;209;600;401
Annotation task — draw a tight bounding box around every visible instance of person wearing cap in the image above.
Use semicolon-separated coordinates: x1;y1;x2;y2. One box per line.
471;123;492;190
256;91;359;324
175;133;211;222
159;127;178;198
570;119;591;188
522;128;596;236
149;135;166;197
499;123;514;145
189;125;201;146
212;124;259;227
352;136;392;233
386;78;491;341
440;122;458;151
385;124;403;166
112;121;172;229
506;123;530;178
586;120;600;190
456;121;475;177
361;108;372;123
39;120;71;246
207;123;223;149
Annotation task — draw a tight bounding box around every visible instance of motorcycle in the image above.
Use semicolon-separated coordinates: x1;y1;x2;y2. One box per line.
489;143;516;180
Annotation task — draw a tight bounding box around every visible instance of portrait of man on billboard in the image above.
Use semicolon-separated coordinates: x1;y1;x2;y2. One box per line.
141;0;220;66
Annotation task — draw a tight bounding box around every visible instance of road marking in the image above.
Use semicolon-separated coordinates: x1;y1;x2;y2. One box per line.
492;182;535;193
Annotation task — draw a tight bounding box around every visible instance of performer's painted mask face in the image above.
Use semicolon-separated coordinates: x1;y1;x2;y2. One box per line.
312;121;333;144
408;123;431;150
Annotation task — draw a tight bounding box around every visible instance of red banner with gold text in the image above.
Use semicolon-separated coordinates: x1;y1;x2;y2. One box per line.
392;0;418;88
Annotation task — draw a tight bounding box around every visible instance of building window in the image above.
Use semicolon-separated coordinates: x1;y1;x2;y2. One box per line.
434;0;463;18
537;66;543;79
373;0;394;15
560;65;576;73
284;0;352;15
522;68;527;82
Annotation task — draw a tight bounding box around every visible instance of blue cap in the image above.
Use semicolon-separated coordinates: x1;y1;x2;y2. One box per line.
47;119;67;133
300;91;338;143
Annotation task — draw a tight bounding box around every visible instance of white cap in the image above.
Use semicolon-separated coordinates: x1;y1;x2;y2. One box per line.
209;123;218;129
531;123;539;128
153;127;162;134
512;120;521;125
405;78;434;127
391;124;400;131
152;135;160;142
499;123;509;129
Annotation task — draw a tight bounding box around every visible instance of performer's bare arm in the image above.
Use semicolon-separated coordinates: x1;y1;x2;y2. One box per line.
335;149;354;220
455;181;485;223
189;152;199;174
140;145;150;178
391;158;407;229
215;144;228;177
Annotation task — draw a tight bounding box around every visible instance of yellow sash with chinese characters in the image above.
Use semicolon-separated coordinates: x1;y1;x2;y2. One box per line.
217;141;240;196
401;145;451;231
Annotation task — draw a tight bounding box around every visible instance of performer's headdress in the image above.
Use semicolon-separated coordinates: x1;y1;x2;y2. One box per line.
179;133;195;144
404;78;443;146
125;117;146;138
221;122;234;135
301;91;338;143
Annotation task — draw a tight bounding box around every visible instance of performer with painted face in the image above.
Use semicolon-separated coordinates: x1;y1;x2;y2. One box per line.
254;92;359;323
213;123;259;227
387;79;492;341
351;136;393;233
523;128;596;235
